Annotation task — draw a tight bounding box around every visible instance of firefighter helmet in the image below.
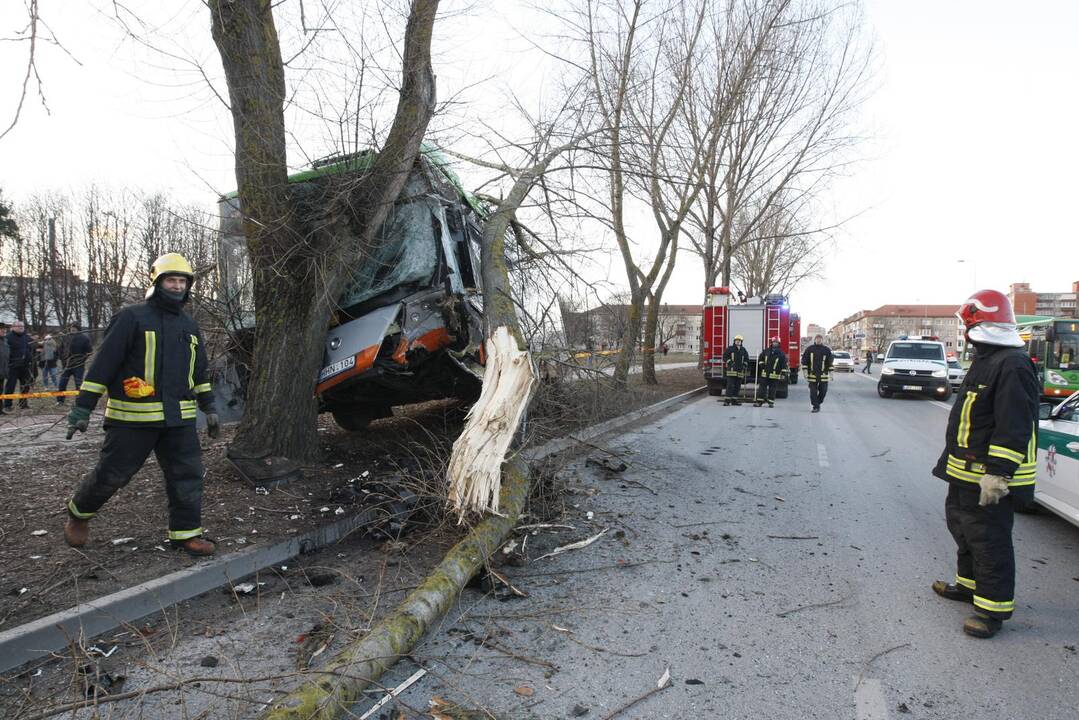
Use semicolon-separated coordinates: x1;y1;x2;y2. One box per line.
770;336;781;344
150;253;194;284
734;335;744;342
148;253;195;302
956;289;1022;348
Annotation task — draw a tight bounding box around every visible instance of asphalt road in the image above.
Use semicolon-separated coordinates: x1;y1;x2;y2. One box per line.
377;369;1079;720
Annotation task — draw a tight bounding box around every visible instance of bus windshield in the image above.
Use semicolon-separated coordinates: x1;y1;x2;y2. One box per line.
1050;321;1079;370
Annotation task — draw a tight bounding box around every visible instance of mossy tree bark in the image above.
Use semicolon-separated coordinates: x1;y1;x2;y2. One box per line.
208;0;438;462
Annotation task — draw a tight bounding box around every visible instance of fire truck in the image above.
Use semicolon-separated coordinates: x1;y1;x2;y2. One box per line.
702;287;800;398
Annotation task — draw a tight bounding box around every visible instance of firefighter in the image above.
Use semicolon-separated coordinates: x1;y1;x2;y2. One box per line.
755;337;788;408
930;289;1038;639
722;335;750;406
63;253;220;557
801;334;833;412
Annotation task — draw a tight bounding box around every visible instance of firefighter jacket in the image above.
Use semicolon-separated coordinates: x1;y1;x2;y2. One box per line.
75;295;216;427
758;347;788;380
932;344;1038;499
723;345;750;378
801;344;833;382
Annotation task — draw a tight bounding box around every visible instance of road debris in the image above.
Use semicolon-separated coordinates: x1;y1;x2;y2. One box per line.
767;535;818;540
30;530;47;536
358;667;428;719
601;667;671;720
110;537;135;545
199;655;219;668
514;685;534;697
586;455;628;474
536;528;608;561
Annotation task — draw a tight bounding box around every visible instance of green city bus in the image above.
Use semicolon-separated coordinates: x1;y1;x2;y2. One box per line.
1018;315;1079;400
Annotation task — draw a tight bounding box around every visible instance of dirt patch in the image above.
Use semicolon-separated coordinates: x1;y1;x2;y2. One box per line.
0;366;702;636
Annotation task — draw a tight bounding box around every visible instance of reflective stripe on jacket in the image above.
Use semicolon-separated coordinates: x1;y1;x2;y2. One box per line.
932;344;1039;497
758;347;788;380
76;295;215;427
801;344;833;382
723;345;750;378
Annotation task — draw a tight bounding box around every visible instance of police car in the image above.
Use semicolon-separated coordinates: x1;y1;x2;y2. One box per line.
877;337;951;398
1037;390;1079;527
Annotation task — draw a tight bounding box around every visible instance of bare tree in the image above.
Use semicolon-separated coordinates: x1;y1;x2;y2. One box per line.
731;194;826;297
684;0;873;294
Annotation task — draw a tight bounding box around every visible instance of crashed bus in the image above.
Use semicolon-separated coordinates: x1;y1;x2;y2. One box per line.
218;146;487;430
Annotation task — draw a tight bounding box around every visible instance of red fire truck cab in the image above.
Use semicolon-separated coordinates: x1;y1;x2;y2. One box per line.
702;288;800;398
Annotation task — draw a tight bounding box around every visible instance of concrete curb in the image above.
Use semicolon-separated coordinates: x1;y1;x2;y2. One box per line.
0;385;706;675
526;385;707;461
0;508;376;674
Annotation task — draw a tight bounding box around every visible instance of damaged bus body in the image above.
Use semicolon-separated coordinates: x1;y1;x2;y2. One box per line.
218;147;487;431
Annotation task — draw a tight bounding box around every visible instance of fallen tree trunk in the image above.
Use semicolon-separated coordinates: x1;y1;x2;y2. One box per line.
260;457;530;720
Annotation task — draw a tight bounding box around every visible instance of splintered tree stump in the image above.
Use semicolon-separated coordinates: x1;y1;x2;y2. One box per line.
447;325;537;518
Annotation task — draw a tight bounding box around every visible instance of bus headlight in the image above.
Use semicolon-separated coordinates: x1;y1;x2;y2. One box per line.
1048;371;1069;385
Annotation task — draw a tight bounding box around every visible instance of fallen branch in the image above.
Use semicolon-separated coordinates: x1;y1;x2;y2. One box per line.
261;458;531;719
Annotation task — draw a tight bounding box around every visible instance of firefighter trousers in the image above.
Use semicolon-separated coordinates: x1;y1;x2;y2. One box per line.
808;380;828;407
758;378;778;401
944;483;1016;620
725;376;743;399
69;425;205;540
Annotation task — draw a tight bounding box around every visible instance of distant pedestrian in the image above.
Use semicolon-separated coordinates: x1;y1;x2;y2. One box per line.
931;289;1038;639
801;334;834;413
42;334;58;387
4;320;33;410
57;324;93;405
0;323;9;415
862;351;873;374
662;344;669;357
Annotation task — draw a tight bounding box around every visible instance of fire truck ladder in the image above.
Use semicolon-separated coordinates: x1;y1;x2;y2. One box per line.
765;307;782;345
711;307;727;363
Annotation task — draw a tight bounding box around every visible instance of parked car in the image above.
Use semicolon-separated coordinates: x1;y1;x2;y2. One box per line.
1036;390;1079;527
877;337;950;398
832;351;854;372
946;359;967;392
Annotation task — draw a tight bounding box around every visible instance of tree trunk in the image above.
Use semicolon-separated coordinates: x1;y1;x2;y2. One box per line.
210;0;438;463
641;294;660;384
612;296;642;385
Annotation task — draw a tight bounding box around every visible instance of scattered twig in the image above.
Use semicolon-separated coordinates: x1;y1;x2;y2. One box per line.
534;528;608;561
855;643;911;692
766;535;818;540
621;479;658;496
550;624;649;658
358;667;428;720
601;667;672;719
670;520;742;528
776;588;853;618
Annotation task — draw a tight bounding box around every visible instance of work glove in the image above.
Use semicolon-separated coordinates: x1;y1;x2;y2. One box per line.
978;474;1010;506
66;406;91;440
205;413;220;439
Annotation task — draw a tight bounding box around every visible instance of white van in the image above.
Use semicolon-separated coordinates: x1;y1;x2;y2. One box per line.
1036;390;1079;527
877;337;950;399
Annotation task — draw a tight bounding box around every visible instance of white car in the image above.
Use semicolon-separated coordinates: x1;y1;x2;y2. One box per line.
946;359;967;392
1037;390;1079;527
832;351;854;372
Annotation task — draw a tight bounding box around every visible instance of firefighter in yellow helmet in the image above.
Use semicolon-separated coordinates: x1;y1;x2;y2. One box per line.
63;253;220;556
722;335;750;406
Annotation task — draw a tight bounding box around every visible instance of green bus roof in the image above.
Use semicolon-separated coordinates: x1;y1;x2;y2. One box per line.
220;143;485;216
1016;315;1056;327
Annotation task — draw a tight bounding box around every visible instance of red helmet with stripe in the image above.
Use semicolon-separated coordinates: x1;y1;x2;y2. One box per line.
769;336;781;344
956;289;1015;329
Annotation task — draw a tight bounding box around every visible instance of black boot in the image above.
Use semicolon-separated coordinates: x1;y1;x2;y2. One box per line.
963;613;1003;639
932;580;973;603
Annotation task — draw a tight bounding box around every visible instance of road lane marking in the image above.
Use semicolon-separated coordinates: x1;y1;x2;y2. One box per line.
817;443;830;468
854;677;889;720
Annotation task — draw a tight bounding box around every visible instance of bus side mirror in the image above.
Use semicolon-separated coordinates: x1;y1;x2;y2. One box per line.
1046;326;1055;343
1039;403;1055;420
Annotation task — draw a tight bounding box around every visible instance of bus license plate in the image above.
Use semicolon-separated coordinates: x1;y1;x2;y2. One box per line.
319;355;356;381
902;385;920;391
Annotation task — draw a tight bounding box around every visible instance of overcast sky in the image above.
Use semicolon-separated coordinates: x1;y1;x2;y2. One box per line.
1;1;1076;331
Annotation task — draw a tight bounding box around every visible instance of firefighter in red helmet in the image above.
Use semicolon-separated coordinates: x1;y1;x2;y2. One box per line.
755;336;787;408
931;289;1038;638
